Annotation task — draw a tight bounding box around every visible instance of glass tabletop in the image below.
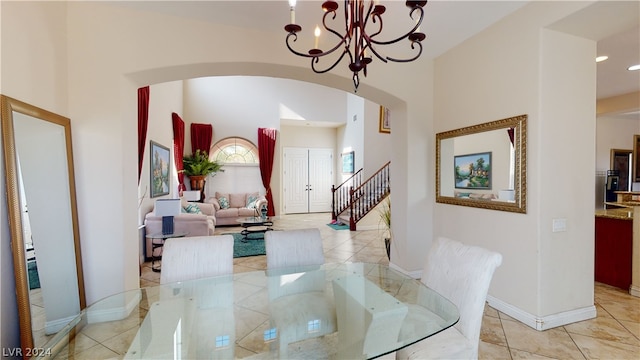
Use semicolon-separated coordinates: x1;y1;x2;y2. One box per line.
38;263;459;359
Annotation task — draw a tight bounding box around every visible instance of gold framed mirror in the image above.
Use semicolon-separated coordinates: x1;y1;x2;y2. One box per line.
1;95;85;352
436;114;527;213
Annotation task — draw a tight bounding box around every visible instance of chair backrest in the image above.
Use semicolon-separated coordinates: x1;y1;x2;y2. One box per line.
421;236;502;357
265;228;324;270
160;235;234;284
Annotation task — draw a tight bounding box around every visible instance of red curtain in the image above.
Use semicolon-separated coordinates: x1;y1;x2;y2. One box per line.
258;128;277;216
507;128;515;146
137;86;150;184
191;123;213;154
172;113;186;194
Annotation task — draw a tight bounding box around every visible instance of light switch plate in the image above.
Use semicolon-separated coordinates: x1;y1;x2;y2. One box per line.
552;218;567;232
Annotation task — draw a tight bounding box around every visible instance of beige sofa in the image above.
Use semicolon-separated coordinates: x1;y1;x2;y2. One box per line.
205;192;268;226
144;200;216;259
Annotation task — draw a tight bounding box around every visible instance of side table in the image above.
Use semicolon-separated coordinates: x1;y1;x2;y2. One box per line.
145;231;189;272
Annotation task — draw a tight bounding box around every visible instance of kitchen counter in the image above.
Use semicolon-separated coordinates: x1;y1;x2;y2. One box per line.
596;207;634;220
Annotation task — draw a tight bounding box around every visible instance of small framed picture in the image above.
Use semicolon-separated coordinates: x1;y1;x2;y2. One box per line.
150;141;170;198
342;151;355;174
379;106;390;133
454;152;492;190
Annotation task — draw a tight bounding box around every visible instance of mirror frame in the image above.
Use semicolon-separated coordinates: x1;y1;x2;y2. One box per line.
436;114;527;213
1;95;86;351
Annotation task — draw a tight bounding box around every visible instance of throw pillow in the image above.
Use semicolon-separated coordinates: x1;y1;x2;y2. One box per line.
229;193;246;208
183;203;202;214
247;195;258;209
218;196;230;209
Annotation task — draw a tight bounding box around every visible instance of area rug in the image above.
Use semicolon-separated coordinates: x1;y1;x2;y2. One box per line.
27;261;40;290
327;222;350;230
226;232;266;258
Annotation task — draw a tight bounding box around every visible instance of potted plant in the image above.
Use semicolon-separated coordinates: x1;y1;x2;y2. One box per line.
182;150;224;193
379;196;391;259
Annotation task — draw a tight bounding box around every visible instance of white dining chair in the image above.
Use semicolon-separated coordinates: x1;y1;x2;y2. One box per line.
160;235;234;284
264;228;334;358
264;228;324;269
396;236;502;360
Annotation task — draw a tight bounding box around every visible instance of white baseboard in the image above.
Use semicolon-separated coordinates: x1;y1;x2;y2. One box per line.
86;290;142;324
45;314;80;335
629;284;640;297
486;295;597;330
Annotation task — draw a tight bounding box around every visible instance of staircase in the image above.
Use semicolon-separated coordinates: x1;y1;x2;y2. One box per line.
331;161;390;231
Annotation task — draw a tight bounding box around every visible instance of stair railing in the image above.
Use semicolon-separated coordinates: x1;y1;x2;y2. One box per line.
331;168;363;221
348;161;391;230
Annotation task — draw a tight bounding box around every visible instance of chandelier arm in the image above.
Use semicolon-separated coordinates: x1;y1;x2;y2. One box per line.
368;12;384;39
315;38;350;58
365;43;388;64
285;33;316;58
385;41;423;63
369;7;424;46
323;10;348;43
310;49;351;74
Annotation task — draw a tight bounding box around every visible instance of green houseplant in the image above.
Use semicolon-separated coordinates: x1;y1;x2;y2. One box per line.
182;150;224;192
379;196;391;259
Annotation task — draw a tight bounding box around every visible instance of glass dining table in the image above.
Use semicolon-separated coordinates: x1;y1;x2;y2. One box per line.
38;263;459;359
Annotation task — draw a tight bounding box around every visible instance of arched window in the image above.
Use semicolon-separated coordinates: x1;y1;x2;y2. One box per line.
210;137;259;164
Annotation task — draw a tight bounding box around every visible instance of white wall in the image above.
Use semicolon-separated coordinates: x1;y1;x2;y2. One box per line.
434;1;597;327
363;100;392;176
183;76;365;215
596;115;640;172
139;80;184;220
1;1;69;350
2;1;627;349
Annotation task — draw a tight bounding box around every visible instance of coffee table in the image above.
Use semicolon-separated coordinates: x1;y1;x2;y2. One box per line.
145;231;189;272
236;216;273;242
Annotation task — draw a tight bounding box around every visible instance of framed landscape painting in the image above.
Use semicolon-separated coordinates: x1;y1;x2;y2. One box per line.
454;152;492;189
150;141;170;197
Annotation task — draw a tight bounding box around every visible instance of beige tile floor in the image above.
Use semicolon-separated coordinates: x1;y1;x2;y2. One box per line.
141;213;640;359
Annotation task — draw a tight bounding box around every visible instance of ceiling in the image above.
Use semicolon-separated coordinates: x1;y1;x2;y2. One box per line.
115;1;639;104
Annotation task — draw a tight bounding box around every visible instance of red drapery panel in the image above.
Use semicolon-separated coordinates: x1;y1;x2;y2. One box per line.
191;123;213;154
137;86;150;184
172;113;186;193
507;128;515;146
258;128;277;216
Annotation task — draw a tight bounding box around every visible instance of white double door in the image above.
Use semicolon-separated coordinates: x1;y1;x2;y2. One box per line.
283;147;333;214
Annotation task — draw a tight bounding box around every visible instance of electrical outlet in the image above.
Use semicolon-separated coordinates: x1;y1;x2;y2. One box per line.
552;218;567;232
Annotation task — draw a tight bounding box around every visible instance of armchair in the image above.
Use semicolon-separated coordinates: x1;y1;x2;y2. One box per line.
144;199;216;259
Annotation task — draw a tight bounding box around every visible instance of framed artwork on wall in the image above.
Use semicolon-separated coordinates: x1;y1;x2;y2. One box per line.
342;151;355;174
150;140;170;198
379;106;390;133
454;152;492;189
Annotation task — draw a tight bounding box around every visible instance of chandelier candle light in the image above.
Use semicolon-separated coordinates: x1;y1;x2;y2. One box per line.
284;0;427;91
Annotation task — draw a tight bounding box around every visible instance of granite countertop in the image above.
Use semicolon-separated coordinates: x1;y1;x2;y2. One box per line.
595;207;634;220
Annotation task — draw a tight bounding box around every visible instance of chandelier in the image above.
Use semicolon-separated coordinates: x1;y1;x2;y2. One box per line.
284;0;427;91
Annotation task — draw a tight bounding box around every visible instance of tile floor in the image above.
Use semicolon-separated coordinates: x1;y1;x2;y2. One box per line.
139;213;640;359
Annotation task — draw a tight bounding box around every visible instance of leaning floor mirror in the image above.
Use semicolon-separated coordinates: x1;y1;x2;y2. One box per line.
436;114;527;213
1;95;85;352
